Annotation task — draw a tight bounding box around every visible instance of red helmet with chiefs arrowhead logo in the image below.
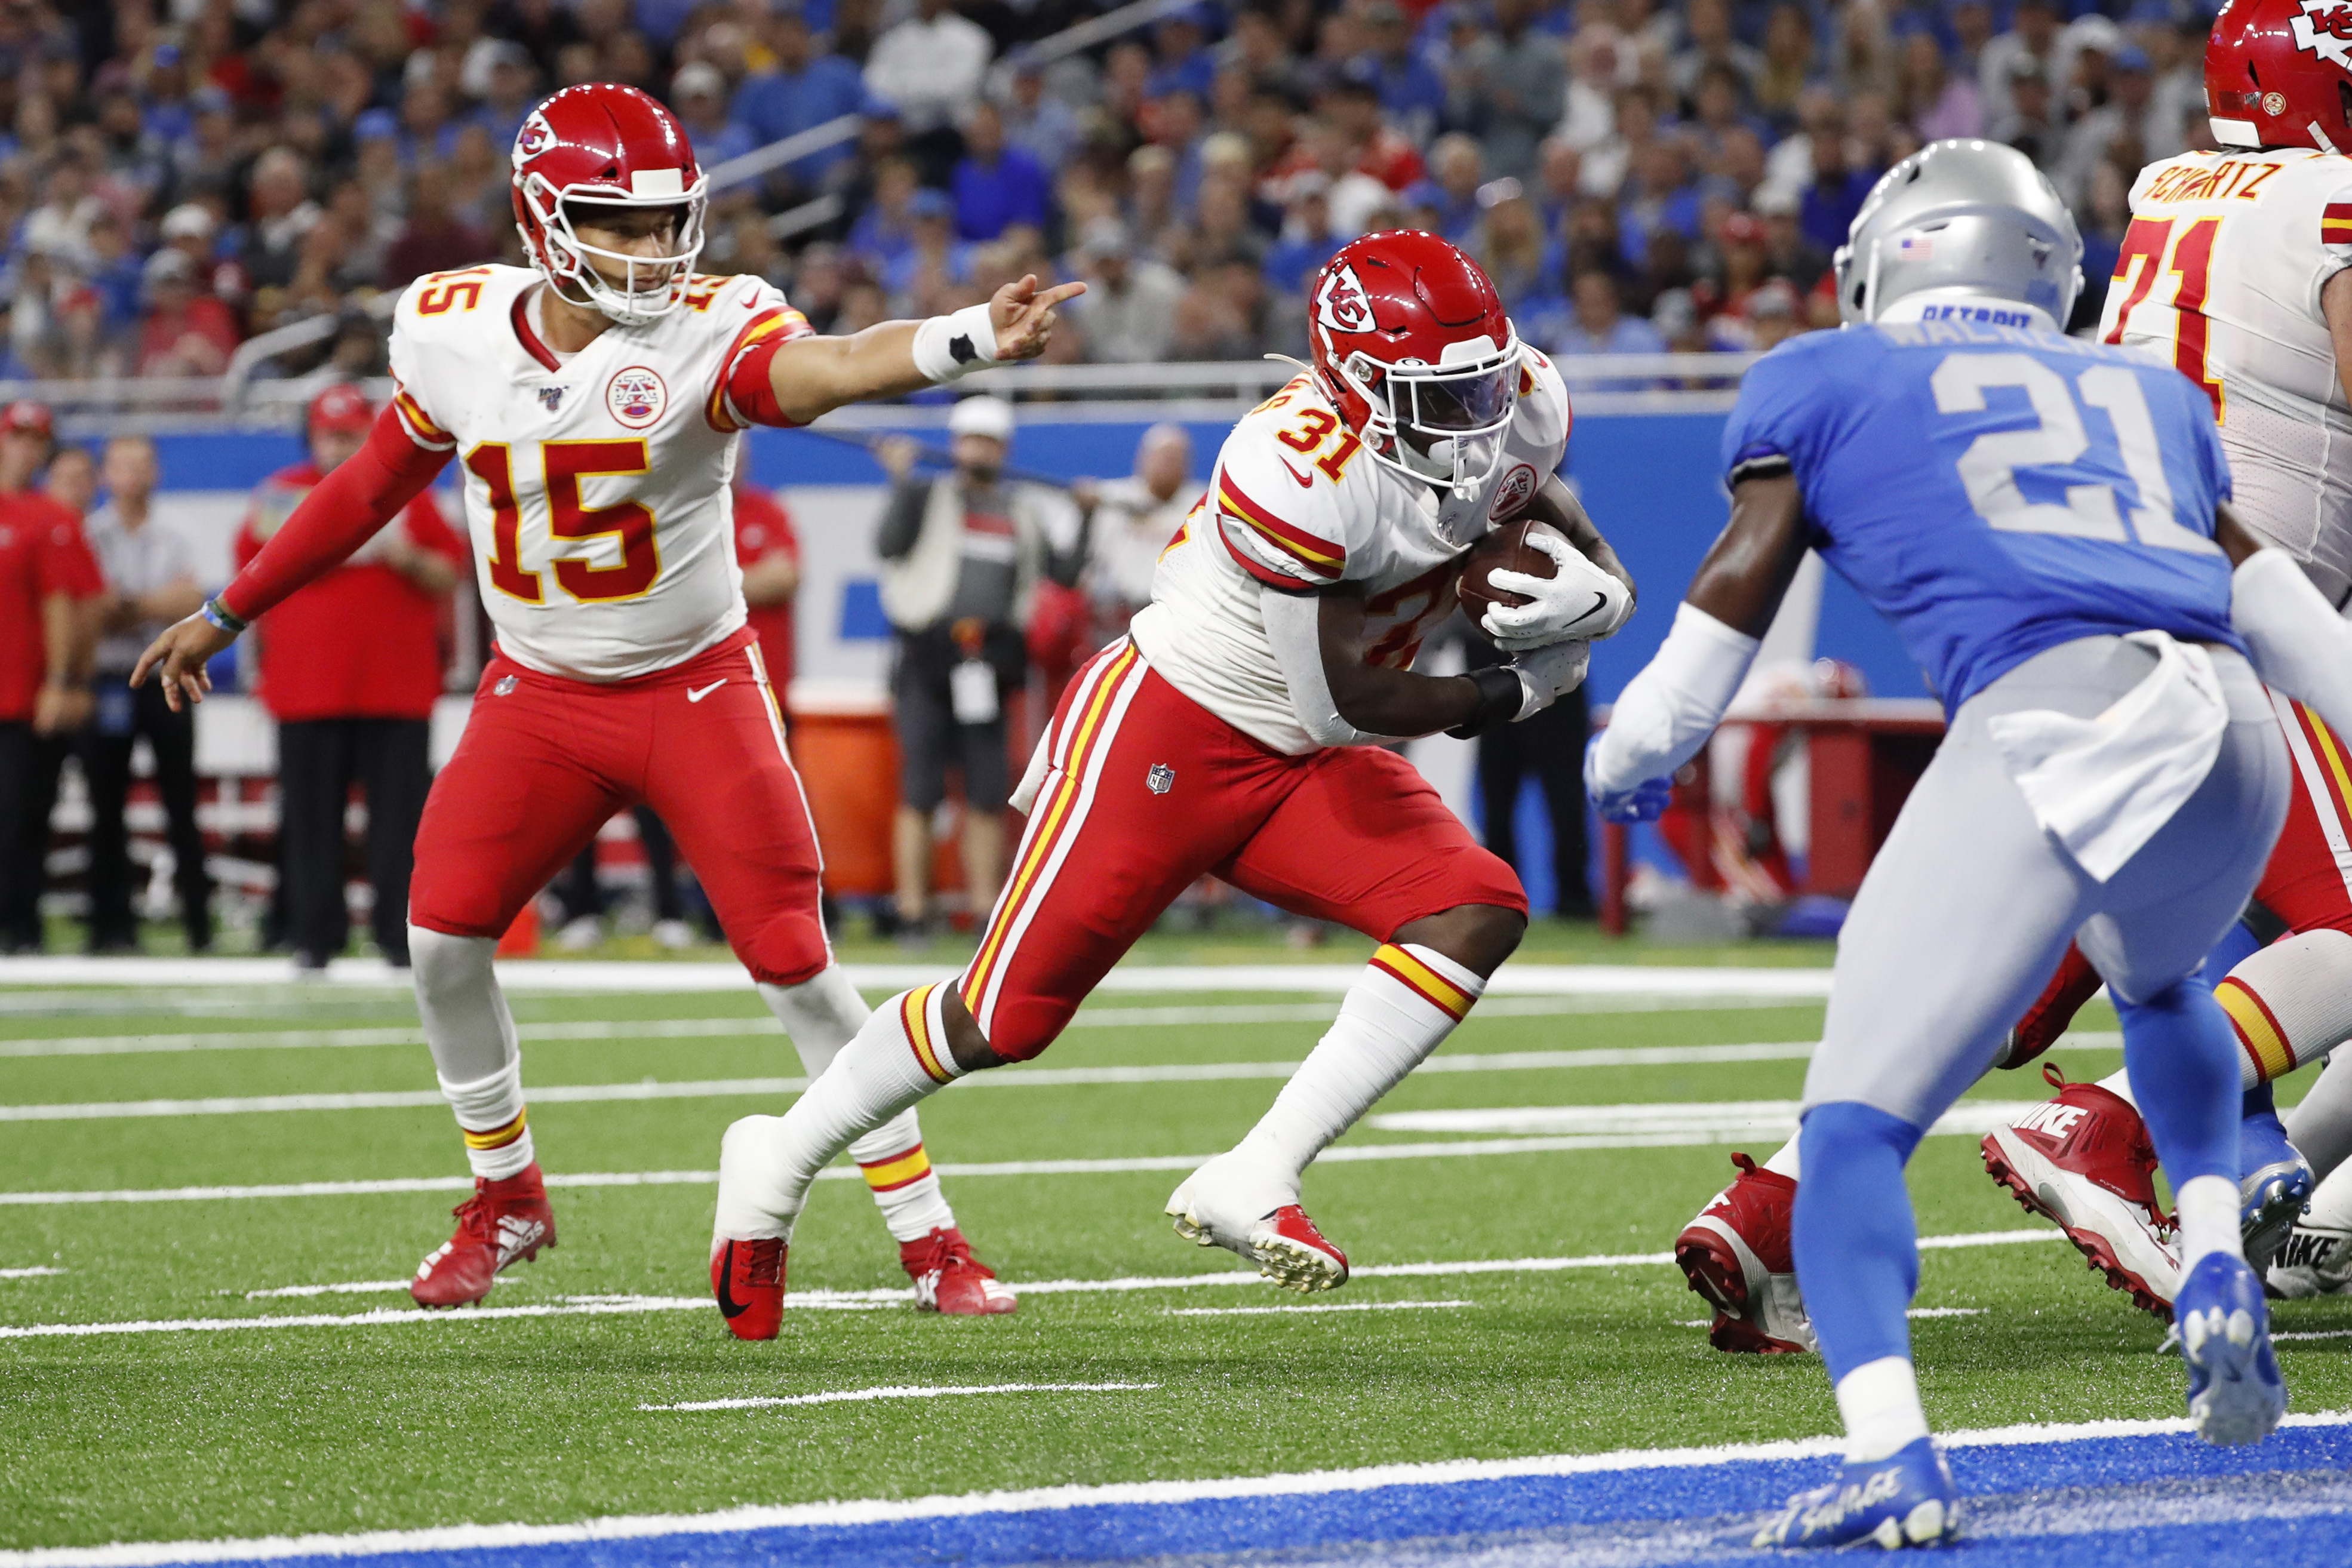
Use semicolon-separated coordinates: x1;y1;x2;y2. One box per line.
511;83;709;325
2206;0;2352;152
1305;229;1522;497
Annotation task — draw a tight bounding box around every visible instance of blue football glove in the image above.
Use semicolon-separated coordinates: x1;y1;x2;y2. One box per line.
1584;734;1672;823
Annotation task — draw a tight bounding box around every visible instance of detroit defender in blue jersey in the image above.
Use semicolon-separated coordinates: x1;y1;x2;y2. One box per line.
1589;140;2352;1549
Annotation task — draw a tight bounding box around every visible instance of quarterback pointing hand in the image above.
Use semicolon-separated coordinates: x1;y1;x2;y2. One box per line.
134;84;1078;1316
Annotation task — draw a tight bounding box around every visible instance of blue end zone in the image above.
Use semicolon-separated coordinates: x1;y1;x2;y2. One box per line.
160;1424;2352;1568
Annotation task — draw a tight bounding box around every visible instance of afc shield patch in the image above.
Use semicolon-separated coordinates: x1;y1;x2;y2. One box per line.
607;367;668;429
1314;263;1376;334
1488;463;1538;520
1146;763;1175;795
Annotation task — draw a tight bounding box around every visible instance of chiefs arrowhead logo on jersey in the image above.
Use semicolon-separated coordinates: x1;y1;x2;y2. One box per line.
1488;463;1538;521
607;367;668;429
514;110;554;167
1315;264;1376;334
2294;0;2352;70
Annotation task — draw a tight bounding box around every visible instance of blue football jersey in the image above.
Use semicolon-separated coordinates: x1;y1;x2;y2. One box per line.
1720;320;2242;711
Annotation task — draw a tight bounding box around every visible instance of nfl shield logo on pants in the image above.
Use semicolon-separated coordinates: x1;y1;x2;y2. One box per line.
1146;763;1175;795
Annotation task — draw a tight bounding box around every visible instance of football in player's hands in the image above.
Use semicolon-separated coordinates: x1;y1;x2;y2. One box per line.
1461;520;1631;651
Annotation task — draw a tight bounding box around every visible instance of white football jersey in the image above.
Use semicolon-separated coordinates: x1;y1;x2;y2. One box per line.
388;263;809;681
1130;353;1572;755
2102;148;2352;601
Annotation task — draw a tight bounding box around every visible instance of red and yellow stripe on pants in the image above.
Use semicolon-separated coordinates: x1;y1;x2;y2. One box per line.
960;642;1148;1038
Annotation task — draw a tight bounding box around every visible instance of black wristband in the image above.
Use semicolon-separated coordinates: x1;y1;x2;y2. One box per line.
1445;665;1524;740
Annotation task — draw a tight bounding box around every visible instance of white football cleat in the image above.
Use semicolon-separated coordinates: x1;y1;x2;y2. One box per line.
2270;1158;2352;1299
1166;1154;1348;1292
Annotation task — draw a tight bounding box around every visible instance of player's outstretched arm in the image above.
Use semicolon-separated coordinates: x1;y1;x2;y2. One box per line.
2222;502;2352;745
760;274;1086;428
131;402;451;711
1584;473;1811;819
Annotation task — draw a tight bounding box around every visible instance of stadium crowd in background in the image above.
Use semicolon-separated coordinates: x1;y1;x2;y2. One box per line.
0;0;2209;389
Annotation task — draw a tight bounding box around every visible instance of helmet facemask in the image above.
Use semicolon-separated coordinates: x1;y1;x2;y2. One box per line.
1326;329;1522;502
516;173;708;327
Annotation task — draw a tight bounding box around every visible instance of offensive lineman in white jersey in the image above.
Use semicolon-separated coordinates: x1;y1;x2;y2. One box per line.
702;232;1635;1336
133;84;1081;1317
1671;0;2352;1354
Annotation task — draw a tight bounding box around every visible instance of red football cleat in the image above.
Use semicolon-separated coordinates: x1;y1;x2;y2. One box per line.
900;1226;1018;1315
1675;1152;1815;1354
711;1235;786;1340
1982;1065;2181;1317
410;1162;556;1308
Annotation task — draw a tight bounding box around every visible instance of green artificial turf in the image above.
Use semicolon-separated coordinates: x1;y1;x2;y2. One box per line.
4;971;2347;1550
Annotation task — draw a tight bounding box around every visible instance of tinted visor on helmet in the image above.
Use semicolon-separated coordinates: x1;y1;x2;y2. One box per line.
1403;363;1517;434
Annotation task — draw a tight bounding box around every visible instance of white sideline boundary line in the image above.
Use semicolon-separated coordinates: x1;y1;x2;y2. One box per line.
0;1230;2064;1338
0;997;1836;1059
10;1409;2347;1568
0;957;1838;998
641;1381;1160;1412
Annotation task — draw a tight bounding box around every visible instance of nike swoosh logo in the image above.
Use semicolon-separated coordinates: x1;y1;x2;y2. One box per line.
1275;457;1314;488
715;1240;749;1319
1569;591;1608;626
687;680;726;702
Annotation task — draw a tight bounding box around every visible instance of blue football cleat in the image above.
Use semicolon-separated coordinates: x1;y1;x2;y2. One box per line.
1753;1435;1959;1549
2177;1252;2288;1445
2240;1110;2314;1269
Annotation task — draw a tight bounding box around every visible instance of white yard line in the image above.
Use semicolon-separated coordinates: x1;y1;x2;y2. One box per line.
4;1408;2337;1568
641;1382;1160;1412
1367;1099;2052;1140
242;1280;416;1299
0;1266;64;1278
0;1231;2066;1340
0;996;1832;1059
0;957;1842;998
1165;1300;1472;1317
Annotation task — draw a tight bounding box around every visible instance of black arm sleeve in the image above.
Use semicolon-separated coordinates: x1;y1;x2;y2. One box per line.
875;480;929;561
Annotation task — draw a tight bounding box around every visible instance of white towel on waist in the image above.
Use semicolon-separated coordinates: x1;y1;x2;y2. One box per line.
1985;631;2230;883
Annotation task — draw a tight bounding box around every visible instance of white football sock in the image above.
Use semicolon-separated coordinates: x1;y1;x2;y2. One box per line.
2175;1173;2243;1269
410;925;533;1179
2288;1052;2352;1183
2214;930;2352;1090
1235;943;1484;1185
1762;1139;1801;1179
1836;1355;1930;1464
712;983;962;1244
761;970;956;1243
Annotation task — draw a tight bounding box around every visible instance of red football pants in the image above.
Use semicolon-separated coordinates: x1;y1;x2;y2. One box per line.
408;627;831;985
957;640;1526;1061
2010;693;2352;1060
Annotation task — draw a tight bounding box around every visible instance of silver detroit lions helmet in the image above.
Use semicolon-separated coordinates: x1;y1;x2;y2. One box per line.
1833;139;2083;328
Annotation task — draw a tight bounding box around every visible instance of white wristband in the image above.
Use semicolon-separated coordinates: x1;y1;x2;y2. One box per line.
912;303;1000;383
1589;601;1761;793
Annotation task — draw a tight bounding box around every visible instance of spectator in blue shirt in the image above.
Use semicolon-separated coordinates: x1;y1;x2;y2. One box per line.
730;11;866;185
1797;124;1878;254
883;188;977;304
140;43;196;146
1146;8;1219;100
670;62;755;169
999;58;1082;171
950;101;1049;241
1263;176;1343;296
1356;0;1446;147
1542;270;1668;389
1418;135;1484;244
847;158;925;271
466;42;539;155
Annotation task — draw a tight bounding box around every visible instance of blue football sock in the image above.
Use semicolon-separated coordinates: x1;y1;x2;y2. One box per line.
2117;976;2239;1192
1795;1100;1927;1383
2243;1081;2277;1120
2201;920;2264;987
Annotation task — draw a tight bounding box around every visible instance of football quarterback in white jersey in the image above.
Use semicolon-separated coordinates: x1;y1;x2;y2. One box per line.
134;82;1080;1334
705;232;1635;1327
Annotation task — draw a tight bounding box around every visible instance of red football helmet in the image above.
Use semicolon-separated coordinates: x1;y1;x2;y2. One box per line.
2206;0;2352;152
511;83;708;325
1305;230;1522;498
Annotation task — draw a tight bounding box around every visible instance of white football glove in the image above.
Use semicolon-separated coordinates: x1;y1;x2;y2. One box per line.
1508;638;1590;720
1481;531;1632;653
